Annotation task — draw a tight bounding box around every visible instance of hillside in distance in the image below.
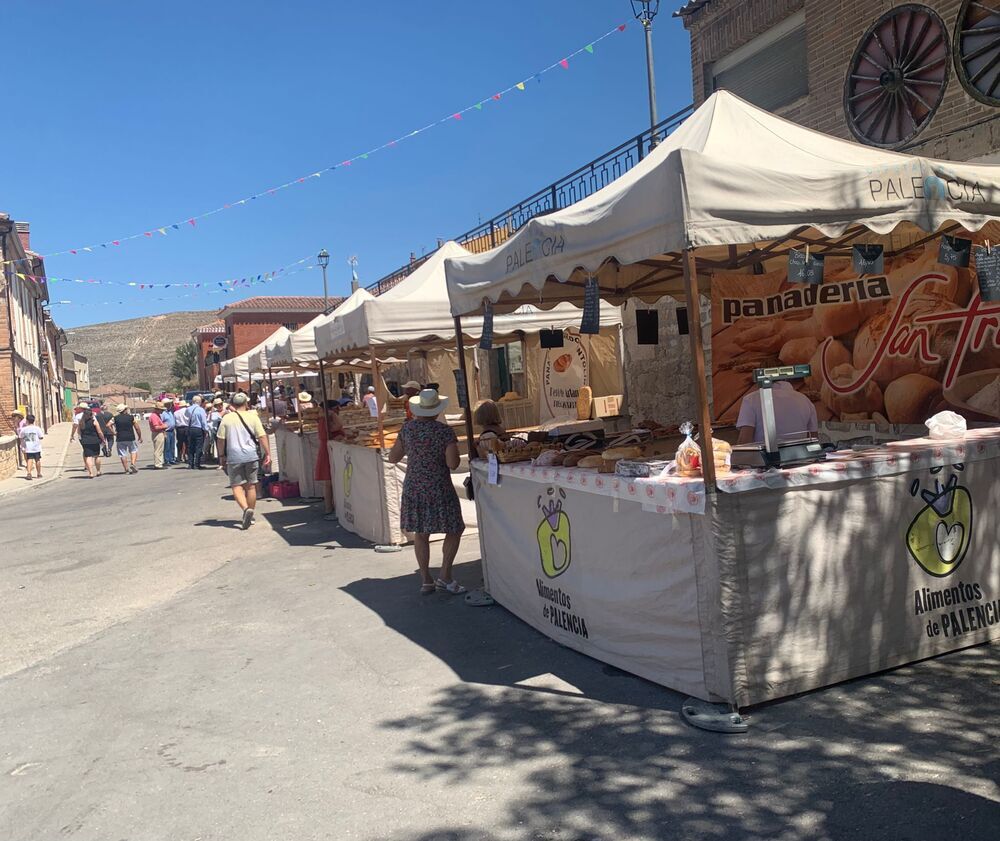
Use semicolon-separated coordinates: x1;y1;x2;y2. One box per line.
64;311;216;392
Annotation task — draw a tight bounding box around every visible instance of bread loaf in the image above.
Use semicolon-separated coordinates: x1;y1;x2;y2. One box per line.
576;386;593;420
577;454;604;469
562;452;587;467
602;445;642;461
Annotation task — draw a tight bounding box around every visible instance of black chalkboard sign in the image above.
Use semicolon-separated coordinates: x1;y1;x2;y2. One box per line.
539;329;564;349
852;244;884;276
939;235;972;268
788;248;825;284
479;300;494;350
636;309;659;345
675;306;689;336
580;276;600;334
453;368;469;409
975;245;1000;302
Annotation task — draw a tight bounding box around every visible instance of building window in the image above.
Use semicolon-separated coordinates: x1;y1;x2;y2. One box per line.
707;11;808;112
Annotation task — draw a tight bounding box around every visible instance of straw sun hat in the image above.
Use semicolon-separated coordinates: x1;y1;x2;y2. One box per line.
298;391;313;403
409;388;449;417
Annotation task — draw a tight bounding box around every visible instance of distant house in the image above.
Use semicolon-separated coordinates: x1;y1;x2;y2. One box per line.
90;383;153;410
216;296;340;372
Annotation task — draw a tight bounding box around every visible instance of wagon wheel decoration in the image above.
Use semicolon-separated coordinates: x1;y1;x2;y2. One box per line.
845;5;950;148
954;0;1000;105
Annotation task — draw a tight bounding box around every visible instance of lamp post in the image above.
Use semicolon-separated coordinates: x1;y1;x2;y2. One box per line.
631;0;661;146
318;249;331;313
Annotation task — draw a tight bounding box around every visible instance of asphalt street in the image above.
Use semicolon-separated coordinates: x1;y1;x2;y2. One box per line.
0;445;997;841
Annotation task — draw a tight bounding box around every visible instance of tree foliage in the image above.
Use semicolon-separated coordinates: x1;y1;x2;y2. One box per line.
132;381;152;393
170;341;198;385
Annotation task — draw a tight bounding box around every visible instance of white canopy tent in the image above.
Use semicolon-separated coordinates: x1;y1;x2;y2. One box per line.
446;90;1000;316
219;327;292;381
316;240;622;358
255;287;376;372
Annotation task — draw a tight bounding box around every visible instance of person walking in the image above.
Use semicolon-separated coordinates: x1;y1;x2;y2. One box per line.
113;404;143;474
72;408;106;479
401;381;422;421
161;400;177;465
387;388;466;595
186;395;208;469
96;403;116;467
174;400;190;463
207;398;224;466
17;414;44;480
363;385;379;418
148;401;167;469
216;393;271;530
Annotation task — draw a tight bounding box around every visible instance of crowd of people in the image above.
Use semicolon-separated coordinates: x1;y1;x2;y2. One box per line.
64;392;271;530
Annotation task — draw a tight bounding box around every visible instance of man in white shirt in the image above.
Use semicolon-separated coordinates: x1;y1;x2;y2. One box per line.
216;393;272;530
17;414;44;480
736;381;818;445
363;386;379;418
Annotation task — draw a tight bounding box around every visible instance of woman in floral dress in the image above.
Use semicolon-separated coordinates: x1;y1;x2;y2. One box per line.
388;388;466;595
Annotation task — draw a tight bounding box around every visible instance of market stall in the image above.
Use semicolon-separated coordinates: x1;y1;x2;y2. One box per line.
447;91;1000;708
314;240;623;546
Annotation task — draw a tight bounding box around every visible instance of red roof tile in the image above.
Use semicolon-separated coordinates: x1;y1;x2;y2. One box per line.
217;296;338;315
193;319;226;333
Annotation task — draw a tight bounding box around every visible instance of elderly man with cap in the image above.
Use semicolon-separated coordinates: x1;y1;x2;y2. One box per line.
160;399;178;465
401;380;421;420
217;392;272;530
148;401;168;468
363;385;379;418
186;394;209;469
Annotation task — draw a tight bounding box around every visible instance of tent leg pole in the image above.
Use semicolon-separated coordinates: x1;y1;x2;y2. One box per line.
267;367;276;422
318;359;329;409
454;316;476;458
372;358;385;449
682;250;716;491
293;371;301;436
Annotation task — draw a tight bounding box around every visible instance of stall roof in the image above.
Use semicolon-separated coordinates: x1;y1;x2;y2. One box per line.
219;326;291;380
317;240;622;358
257;287;375;371
445;90;1000;315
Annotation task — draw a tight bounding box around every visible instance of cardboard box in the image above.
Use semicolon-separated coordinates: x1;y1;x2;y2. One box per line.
591;394;623;418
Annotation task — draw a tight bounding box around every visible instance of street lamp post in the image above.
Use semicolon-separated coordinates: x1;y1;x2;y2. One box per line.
318;249;331;313
631;1;661;146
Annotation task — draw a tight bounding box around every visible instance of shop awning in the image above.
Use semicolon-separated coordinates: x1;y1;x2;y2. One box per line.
445;90;1000;315
316;240;622;358
219;326;291;380
257;287;376;371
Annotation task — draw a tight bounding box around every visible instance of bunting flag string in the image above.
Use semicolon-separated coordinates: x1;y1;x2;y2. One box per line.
48;262;319;308
30;256;315;291
3;22;628;266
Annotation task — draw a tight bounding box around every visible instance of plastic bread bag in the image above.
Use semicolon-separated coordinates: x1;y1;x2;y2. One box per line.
925;410;967;440
675;421;701;477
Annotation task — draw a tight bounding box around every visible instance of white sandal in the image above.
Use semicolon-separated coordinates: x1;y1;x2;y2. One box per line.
435;579;467;595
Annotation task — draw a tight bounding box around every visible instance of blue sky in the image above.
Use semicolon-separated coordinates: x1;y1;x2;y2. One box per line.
5;1;694;328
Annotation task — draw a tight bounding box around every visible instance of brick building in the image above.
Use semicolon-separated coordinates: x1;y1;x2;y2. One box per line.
192;319;226;390
677;0;1000;161
216;296;338;370
0;217;62;434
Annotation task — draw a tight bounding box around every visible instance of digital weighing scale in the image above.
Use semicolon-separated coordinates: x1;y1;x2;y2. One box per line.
730;364;825;470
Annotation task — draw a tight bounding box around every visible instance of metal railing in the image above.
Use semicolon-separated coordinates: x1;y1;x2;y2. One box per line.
365;104;694;296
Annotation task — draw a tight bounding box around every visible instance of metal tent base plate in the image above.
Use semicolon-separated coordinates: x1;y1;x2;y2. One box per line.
681;698;749;733
464;589;495;607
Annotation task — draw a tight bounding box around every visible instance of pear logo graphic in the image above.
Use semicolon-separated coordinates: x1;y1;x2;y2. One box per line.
537;487;571;578
905;466;972;578
343;453;353;499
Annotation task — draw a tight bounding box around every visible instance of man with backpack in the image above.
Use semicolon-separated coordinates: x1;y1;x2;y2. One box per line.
216;393;271;530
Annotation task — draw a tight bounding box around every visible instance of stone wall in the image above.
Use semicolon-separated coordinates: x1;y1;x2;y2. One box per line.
620;296;712;427
683;0;1000;161
0;434;18;481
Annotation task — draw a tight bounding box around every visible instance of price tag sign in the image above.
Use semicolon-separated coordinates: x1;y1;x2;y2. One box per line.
487;453;499;485
852;244;884;276
453;368;469;409
939;235;972;268
580;276;601;334
788;248;825;284
479;300;494;350
975;245;1000;302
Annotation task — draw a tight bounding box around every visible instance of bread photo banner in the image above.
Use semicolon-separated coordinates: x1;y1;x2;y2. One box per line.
1;22;629;267
712;235;1000;426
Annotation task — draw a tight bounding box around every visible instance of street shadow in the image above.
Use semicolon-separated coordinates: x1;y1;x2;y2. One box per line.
258;502;373;550
193;518;243;530
340;561;682;710
365;644;998;841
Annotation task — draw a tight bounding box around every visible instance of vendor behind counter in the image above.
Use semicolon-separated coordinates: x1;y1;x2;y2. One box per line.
736;381;818;445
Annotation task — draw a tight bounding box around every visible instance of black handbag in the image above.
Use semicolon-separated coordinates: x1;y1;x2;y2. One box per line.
463;474;474;501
